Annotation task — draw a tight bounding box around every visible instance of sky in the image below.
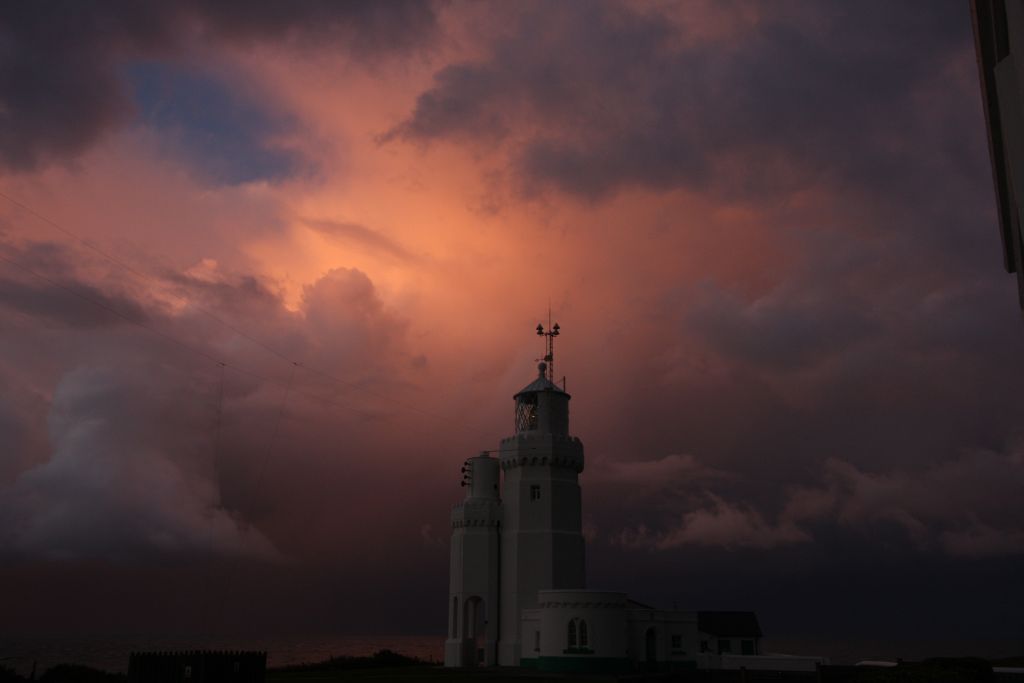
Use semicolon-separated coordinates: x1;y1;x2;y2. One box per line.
0;0;1022;652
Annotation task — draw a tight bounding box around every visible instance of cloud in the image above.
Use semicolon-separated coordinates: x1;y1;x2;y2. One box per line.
593;453;726;487
616;449;1024;556
619;494;810;551
0;240;422;563
0;275;151;329
300;266;408;372
686;280;878;372
0;1;441;171
304;219;417;263
784;453;1024;556
388;1;974;203
125;61;309;185
1;364;279;561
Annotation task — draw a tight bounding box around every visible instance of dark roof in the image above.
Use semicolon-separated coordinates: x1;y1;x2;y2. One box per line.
514;374;565;396
626;598;655;609
697;611;762;638
513;369;569;399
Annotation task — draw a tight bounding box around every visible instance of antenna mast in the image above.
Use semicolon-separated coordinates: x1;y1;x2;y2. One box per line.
535;310;560;382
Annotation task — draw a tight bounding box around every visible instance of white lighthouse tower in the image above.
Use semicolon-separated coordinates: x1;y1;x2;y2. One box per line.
496;329;586;665
444;450;502;667
443;322;586;668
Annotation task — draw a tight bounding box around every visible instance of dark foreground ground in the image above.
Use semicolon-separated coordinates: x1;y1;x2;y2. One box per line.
4;650;1023;683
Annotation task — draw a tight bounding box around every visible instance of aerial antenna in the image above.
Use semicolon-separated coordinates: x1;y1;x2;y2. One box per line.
535;308;560;382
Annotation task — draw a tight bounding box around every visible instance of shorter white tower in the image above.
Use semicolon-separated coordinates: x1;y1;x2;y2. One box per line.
444;452;502;667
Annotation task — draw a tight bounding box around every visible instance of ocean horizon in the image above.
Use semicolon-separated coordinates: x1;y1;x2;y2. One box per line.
1;633;1020;675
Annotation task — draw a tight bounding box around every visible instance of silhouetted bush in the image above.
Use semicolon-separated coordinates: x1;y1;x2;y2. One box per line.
0;666;25;683
37;665;125;683
273;649;427;673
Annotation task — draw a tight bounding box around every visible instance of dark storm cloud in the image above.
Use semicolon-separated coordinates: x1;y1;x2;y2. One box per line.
581;252;1024;562
164;269;282;315
0;241;151;327
389;0;974;202
0;0;440;171
686;280;879;372
608;449;1024;556
0;276;150;328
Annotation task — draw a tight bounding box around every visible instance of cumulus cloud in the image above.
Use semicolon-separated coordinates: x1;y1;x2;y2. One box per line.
619;494;809;551
0;240;419;563
785;453;1024;556
616;450;1024;556
1;364;278;560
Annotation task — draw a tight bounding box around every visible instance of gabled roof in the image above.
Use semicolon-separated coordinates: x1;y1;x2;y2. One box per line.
697;611;762;638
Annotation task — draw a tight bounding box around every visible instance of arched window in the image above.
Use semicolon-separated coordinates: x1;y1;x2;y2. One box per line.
579;619;589;648
451;597;459;638
567;619;577;648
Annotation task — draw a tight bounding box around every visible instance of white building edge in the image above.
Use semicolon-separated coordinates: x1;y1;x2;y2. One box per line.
445;328;826;673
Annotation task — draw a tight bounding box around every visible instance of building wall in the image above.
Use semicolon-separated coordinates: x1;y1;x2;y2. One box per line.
973;0;1024;308
527;590;631;672
497;429;585;666
445;454;502;668
696;633;760;656
626;608;699;666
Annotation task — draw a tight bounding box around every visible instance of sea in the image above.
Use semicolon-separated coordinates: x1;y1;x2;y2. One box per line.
0;634;1020;675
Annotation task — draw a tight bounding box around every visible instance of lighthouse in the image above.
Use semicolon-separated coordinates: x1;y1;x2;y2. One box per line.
444;324;810;673
496;355;586;665
444;322;585;667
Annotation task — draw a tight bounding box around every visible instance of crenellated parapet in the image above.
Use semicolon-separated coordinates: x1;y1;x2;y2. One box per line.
451;499;503;529
498;433;584;473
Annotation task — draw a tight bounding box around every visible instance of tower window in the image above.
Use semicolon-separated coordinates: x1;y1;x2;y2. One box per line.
534;631;540;652
566;618;591;652
530;485;541;501
515;395;538;432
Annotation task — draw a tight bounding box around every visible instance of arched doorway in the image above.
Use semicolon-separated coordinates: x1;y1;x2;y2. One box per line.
462;596;487;667
451;597;459;639
644;627;657;670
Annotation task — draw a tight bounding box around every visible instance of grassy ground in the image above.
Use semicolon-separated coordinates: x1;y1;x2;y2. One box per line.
266;652;627;683
268;666;625;683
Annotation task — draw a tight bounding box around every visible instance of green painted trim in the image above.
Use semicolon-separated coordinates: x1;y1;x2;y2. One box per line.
519;658;539;669
537;656;632;673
